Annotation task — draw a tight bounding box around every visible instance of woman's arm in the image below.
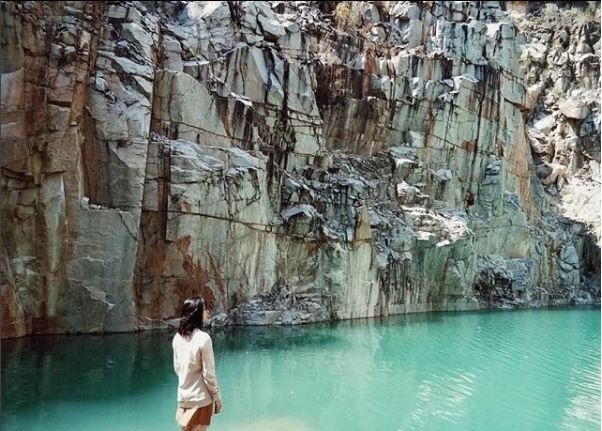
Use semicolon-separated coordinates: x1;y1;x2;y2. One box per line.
201;335;221;403
172;338;179;374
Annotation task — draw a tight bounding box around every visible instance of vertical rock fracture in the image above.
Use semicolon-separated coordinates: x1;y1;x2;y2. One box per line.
1;1;599;336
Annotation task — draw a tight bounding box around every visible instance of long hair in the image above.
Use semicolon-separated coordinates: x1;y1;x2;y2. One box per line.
178;297;205;336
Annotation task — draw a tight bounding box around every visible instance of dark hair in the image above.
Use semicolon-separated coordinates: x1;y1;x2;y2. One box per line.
178;297;205;336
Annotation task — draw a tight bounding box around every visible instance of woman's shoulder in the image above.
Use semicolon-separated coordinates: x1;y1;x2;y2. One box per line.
173;328;211;344
192;329;213;347
192;328;212;341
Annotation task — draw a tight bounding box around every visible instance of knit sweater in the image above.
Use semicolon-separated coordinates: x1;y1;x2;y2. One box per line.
173;329;221;408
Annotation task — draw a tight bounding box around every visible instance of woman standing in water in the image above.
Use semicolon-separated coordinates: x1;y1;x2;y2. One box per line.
173;297;222;431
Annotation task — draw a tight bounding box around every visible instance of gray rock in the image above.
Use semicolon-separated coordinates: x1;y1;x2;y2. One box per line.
1;0;599;337
257;14;286;38
209;313;228;327
559;99;590;120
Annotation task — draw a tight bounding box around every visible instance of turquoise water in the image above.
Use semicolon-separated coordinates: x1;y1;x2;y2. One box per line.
2;307;600;431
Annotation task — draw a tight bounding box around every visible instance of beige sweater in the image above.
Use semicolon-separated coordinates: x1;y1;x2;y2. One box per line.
173;329;221;408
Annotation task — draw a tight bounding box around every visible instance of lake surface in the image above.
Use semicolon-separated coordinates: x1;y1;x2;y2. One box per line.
2;307;600;431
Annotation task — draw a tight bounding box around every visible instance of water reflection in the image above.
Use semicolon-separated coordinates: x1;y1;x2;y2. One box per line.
212;322;343;353
2;331;173;408
1;307;600;431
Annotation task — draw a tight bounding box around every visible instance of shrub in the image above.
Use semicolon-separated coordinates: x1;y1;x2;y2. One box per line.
334;2;361;30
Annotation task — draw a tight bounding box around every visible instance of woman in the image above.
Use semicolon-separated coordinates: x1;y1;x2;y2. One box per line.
173;297;222;431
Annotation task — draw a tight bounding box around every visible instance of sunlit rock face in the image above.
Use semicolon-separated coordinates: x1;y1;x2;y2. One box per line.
1;1;599;337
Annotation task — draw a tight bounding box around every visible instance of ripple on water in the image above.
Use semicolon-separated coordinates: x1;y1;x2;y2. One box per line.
220;417;313;431
1;308;600;431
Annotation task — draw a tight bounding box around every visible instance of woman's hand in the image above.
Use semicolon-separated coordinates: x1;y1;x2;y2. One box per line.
214;399;222;414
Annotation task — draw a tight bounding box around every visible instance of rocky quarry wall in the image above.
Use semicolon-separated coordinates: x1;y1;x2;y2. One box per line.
1;1;599;337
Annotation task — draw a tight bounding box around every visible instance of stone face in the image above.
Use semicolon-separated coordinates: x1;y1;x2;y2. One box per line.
1;1;600;337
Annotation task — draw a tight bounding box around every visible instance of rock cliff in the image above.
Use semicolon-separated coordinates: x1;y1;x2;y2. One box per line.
1;1;599;337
